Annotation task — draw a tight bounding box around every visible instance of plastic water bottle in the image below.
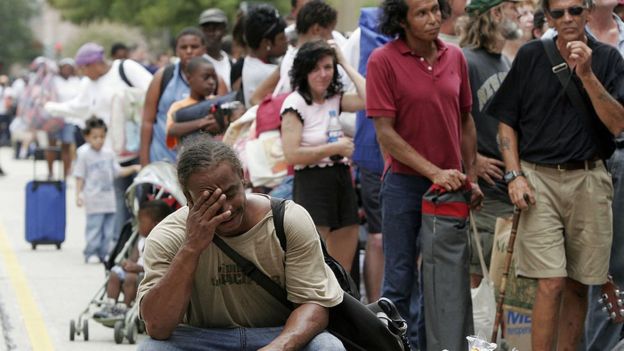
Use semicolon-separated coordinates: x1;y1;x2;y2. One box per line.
327;110;343;161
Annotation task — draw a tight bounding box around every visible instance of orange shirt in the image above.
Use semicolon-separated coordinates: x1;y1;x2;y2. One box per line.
165;97;199;149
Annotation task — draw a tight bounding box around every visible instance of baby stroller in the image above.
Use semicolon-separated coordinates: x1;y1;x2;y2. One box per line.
69;161;186;344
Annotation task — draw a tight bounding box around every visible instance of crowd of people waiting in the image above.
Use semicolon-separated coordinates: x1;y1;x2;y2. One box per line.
1;0;624;349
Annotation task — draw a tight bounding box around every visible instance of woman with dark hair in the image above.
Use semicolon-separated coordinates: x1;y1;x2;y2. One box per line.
241;4;288;108
139;28;207;166
280;40;366;272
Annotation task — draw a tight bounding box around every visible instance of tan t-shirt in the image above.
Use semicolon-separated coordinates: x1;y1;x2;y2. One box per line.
137;200;343;328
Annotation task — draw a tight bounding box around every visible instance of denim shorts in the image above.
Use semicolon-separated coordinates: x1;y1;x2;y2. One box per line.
50;123;76;144
359;167;382;233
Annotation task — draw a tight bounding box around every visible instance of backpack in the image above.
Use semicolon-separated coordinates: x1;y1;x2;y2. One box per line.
246;93;290;188
353;7;391;174
212;198;410;351
158;64;175;105
110;60;146;160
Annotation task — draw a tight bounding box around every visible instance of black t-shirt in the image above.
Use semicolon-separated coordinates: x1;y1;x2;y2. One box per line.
486;37;624;164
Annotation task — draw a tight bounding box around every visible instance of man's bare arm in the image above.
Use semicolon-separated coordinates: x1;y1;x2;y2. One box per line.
498;122;534;209
139;68;164;166
140;246;201;340
460;112;478;182
496;124;520;172
259;303;329;351
568;40;624;135
373;117;465;190
581;73;624;136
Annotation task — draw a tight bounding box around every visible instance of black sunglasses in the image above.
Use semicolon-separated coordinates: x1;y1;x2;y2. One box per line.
548;6;585;19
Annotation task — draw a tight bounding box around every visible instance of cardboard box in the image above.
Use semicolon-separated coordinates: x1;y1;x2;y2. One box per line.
490;217;537;314
491;218;535;349
504;309;532;350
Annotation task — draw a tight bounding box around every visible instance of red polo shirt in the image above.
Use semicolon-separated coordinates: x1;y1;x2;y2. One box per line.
366;38;472;176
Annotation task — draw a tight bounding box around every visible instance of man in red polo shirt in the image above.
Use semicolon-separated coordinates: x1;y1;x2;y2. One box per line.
366;0;482;349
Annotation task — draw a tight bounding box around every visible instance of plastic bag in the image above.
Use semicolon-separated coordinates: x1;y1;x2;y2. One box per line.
471;275;496;339
466;335;497;351
245;130;288;188
470;213;497;340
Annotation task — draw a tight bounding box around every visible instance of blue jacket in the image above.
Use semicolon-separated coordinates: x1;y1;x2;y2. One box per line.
353;8;391;174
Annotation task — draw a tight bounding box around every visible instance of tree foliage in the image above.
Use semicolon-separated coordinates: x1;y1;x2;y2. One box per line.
61;21;147;59
49;0;292;35
0;0;41;73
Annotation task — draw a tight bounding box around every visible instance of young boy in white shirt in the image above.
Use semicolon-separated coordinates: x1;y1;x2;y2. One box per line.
74;117;140;263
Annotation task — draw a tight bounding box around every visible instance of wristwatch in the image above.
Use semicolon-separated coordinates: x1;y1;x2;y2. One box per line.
504;170;525;184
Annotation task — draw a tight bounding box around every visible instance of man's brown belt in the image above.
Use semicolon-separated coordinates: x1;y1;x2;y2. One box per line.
534;160;599;171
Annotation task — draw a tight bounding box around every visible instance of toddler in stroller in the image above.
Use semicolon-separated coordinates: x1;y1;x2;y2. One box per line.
93;200;173;320
69;161;186;344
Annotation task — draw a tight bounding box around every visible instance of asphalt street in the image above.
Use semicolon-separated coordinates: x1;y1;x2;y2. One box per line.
0;146;142;350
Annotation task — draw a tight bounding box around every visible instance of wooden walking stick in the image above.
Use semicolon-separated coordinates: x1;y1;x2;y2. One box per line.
490;204;523;343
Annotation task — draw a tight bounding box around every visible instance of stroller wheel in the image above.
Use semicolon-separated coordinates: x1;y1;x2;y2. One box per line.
114;321;125;344
69;320;76;341
82;319;89;341
127;323;137;344
136;319;146;334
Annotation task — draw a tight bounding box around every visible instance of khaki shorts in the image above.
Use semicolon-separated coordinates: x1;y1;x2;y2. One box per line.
516;160;613;285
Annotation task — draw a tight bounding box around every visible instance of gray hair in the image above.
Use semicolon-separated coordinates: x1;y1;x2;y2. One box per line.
177;139;243;192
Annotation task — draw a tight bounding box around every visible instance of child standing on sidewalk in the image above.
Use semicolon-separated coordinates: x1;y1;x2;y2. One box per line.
74;117;140;263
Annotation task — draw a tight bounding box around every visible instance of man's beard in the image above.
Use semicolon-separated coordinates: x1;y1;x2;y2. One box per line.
500;18;523;40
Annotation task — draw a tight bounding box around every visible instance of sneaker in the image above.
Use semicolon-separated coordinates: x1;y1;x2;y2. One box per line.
93;304;126;320
113;304;127;316
93;305;114;319
85;255;100;264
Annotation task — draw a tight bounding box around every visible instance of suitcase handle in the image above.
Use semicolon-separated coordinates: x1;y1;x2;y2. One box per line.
32;180;63;192
33;147;62;181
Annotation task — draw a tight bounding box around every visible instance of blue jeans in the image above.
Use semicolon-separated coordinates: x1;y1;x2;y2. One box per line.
269;175;294;200
138;325;345;351
84;212;115;261
584;149;624;350
380;171;431;350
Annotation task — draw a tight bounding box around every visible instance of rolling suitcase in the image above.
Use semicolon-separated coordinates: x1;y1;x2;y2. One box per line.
25;147;66;249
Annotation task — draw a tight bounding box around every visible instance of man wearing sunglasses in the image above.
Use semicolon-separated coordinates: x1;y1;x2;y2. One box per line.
486;0;624;349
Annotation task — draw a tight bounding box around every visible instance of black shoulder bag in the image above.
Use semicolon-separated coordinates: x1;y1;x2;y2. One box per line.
120;59;175;105
212;197;410;351
118;59;133;87
541;37;615;159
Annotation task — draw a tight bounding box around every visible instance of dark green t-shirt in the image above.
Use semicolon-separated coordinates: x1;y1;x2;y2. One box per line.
463;47;512;201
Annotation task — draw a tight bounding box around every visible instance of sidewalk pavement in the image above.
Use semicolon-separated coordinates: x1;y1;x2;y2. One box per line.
0;146;141;350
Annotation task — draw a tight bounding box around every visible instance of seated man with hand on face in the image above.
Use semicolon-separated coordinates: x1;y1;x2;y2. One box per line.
137;139;345;351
